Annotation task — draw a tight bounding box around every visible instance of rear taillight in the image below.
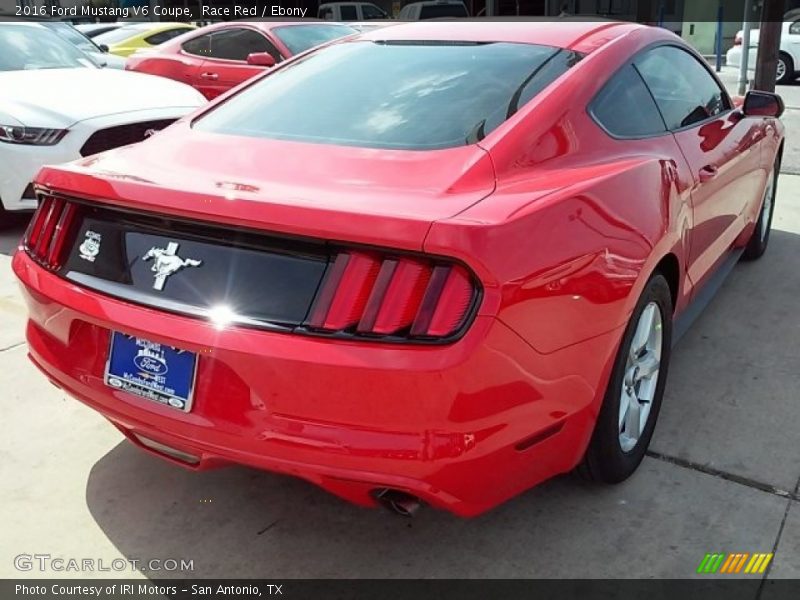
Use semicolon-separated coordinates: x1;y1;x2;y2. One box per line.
734;33;742;46
307;250;477;341
23;195;79;269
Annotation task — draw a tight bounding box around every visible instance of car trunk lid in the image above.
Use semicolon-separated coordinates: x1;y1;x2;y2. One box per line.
37;122;496;250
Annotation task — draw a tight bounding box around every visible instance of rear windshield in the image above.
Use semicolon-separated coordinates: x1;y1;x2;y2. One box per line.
271;24;356;55
195;41;580;150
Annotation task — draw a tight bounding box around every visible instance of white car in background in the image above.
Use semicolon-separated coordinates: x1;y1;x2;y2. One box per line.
726;19;800;84
41;21;126;69
397;0;468;19
0;23;206;226
318;2;390;20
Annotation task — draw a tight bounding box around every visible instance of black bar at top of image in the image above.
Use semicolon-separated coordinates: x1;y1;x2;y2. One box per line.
4;580;800;600
2;0;800;23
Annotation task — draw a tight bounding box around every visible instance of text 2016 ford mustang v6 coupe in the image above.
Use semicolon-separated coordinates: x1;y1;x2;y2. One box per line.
13;21;784;517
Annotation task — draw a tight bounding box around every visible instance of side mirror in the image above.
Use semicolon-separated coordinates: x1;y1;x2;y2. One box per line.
99;44;109;53
743;90;785;118
246;52;276;68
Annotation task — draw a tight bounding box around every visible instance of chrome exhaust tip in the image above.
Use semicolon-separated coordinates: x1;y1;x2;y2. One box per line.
373;489;422;517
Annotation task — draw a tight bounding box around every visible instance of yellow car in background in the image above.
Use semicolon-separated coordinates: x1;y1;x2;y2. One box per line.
93;22;196;57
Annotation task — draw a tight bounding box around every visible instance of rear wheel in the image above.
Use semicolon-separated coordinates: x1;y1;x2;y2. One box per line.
777;52;794;85
579;273;673;483
742;167;778;261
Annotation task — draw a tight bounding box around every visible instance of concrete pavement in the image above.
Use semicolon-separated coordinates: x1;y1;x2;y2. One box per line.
0;79;799;582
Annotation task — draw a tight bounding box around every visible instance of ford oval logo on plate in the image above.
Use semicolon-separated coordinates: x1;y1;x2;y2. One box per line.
134;348;169;376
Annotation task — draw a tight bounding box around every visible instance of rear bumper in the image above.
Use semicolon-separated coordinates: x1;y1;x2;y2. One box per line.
13;249;617;516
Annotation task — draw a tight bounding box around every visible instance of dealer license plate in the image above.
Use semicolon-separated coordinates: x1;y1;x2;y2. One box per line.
104;332;197;412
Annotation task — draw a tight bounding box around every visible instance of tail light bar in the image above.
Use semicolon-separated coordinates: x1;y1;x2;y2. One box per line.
22;196;477;342
23;195;79;270
307;251;478;341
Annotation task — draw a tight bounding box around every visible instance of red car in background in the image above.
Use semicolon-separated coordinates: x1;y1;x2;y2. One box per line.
14;22;784;517
126;21;356;99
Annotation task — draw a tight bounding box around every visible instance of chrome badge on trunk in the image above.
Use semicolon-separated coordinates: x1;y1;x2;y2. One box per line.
142;242;202;291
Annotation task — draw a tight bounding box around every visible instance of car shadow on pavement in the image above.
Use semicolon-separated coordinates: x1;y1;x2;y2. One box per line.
0;218;28;256
83;230;800;579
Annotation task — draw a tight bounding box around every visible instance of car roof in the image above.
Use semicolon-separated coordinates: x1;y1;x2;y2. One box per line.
206;19;346;33
76;23;121;30
117;22;191;31
0;21;49;28
358;19;644;54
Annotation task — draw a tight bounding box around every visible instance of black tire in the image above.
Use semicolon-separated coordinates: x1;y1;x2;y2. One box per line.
777;52;794;85
0;201;13;231
578;273;673;483
742;167;778;261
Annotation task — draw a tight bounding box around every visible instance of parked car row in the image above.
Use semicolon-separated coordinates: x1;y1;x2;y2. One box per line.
318;1;468;20
0;17;362;222
2;0;471;82
126;21;358;99
0;22;206;222
90;21;197;57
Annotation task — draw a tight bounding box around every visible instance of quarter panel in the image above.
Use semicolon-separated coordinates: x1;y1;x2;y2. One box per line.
426;155;689;355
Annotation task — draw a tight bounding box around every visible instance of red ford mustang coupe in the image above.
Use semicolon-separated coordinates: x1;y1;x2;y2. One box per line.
14;21;784;517
125;20;356;100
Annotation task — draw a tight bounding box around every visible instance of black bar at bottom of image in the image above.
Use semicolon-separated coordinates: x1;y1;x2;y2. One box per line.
3;579;800;600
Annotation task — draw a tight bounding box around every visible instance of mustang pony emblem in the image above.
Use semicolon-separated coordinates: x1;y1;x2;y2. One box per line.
142;242;202;291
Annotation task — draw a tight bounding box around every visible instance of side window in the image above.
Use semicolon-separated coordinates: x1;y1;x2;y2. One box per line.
171;28;194;40
319;6;333;19
257;36;283;62
362;4;385;18
182;33;212;57
590;64;666;138
339;5;358;19
635;46;731;130
209;29;271;62
145;28;191;46
790;20;800;35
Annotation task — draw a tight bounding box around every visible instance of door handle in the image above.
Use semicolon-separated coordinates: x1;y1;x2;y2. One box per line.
698;165;719;182
200;72;219;81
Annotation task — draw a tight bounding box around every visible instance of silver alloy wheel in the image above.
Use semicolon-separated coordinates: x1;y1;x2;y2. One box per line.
760;171;775;242
777;58;787;82
619;302;663;453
